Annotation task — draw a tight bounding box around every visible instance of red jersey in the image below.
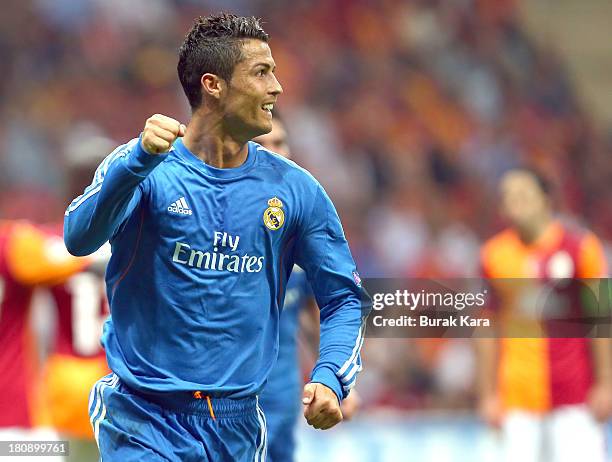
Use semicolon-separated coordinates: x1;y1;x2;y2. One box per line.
50;272;108;358
481;221;607;412
0;221;88;428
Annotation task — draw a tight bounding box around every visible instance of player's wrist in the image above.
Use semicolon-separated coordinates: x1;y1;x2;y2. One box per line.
310;367;343;404
126;135;169;175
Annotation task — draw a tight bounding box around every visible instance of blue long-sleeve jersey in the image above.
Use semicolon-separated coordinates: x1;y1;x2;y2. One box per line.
64;137;369;402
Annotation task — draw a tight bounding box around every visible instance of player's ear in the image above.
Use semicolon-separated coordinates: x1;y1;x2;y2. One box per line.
201;73;225;100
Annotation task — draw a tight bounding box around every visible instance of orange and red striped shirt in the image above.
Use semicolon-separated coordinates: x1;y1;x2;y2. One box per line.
481;221;607;412
0;221;88;428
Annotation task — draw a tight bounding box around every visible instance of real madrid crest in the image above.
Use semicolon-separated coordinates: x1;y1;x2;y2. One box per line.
263;197;285;231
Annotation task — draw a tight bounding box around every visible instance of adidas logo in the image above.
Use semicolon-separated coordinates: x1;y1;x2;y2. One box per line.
168;197;193;215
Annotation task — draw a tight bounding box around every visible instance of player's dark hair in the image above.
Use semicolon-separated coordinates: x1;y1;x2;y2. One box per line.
518;167;553;197
178;13;269;110
510;166;553;196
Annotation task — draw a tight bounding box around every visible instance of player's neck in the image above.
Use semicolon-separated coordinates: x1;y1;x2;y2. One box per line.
516;215;553;245
182;112;249;169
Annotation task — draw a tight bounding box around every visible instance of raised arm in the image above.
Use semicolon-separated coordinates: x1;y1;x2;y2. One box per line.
64;115;185;256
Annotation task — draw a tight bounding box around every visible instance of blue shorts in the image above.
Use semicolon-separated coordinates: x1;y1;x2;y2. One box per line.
88;374;267;462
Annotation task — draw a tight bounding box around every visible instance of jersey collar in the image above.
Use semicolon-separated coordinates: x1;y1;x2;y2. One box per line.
173;139;258;180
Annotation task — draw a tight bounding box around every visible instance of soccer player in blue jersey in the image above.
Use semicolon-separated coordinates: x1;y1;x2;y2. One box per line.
63;13;369;462
255;114;361;462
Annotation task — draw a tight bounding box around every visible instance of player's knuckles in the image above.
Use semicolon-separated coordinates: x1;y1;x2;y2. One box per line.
142;126;158;139
310;415;325;429
320;415;338;430
147;114;180;135
148;113;170;124
150;125;177;142
316;414;329;426
306;414;320;427
143;126;166;143
145;115;164;130
320;420;333;430
304;406;318;421
324;409;342;426
324;415;342;430
161;121;181;136
151;114;180;134
306;407;327;427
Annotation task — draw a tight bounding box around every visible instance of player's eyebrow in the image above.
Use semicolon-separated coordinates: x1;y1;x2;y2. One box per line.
253;62;276;72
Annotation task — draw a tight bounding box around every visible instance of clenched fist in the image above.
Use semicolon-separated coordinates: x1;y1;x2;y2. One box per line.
141;114;186;154
302;382;343;430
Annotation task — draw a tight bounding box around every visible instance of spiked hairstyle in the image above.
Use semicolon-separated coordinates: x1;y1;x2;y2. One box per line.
178;13;269;110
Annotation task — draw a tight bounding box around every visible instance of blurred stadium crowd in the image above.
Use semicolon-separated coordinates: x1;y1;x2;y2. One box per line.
1;0;611;415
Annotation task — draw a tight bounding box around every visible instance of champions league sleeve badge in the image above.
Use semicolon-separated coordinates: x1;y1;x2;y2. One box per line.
263;197;285;231
352;270;362;287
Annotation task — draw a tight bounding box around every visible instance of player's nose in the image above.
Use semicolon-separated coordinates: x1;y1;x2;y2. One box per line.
269;73;283;96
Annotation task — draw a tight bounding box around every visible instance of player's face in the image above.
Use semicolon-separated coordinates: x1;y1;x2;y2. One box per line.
252;119;291;158
222;39;283;140
500;171;549;229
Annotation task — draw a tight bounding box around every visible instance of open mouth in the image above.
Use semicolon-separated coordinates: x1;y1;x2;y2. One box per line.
261;103;274;115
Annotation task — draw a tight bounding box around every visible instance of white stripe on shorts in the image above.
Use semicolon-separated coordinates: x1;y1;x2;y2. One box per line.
90;374;119;450
254;398;267;462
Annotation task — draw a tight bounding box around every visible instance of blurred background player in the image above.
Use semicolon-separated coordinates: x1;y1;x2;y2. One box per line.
41;132;113;461
255;114;361;462
477;168;612;462
0;219;88;446
43;269;109;462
